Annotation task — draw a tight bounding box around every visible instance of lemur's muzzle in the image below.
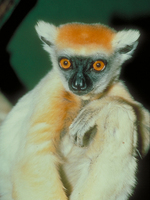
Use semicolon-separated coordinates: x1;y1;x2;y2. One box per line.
71;73;87;91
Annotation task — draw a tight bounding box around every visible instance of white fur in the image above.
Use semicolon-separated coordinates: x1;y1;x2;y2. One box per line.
35;21;58;44
61;101;138;200
113;30;140;50
0;72;56;199
35;21;58;53
112;30;140;61
0;92;34;199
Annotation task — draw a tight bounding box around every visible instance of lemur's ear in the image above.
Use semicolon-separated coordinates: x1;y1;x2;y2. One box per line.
35;21;58;46
112;29;140;58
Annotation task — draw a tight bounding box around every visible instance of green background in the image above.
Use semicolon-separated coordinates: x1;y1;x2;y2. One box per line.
6;0;150;90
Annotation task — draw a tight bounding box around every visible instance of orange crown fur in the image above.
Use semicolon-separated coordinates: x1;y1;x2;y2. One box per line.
56;23;116;51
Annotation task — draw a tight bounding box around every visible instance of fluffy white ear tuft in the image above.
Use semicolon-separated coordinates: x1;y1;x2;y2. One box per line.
112;29;140;56
35;21;58;46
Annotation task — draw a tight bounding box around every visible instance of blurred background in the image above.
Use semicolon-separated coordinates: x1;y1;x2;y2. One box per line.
0;0;150;199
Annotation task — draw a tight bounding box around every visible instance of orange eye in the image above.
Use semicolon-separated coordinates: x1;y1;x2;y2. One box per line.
93;60;105;71
59;58;71;69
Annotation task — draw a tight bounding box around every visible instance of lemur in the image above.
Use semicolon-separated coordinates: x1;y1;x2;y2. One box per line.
0;21;149;200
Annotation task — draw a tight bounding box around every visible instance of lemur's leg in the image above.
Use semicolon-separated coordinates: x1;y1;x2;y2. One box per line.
12;118;68;200
70;102;138;200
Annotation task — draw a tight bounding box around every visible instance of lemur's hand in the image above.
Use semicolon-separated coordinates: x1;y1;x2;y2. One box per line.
69;100;101;147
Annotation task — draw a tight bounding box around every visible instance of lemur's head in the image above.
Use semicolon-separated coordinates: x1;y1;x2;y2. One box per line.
35;21;140;97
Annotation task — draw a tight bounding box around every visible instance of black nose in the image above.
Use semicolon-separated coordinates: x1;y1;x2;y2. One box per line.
72;73;87;91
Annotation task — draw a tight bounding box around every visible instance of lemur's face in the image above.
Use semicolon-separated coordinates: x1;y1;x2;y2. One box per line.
57;54;111;96
35;21;140;96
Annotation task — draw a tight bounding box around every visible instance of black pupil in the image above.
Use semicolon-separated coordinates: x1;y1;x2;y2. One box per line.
64;61;68;65
96;63;101;67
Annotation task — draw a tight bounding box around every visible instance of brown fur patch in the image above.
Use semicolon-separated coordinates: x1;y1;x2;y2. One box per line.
28;87;81;154
56;23;116;51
